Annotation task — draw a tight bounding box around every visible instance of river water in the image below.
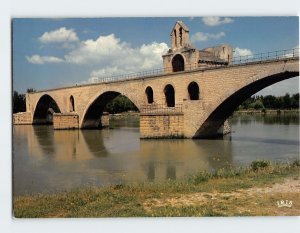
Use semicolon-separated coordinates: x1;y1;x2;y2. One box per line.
13;113;299;196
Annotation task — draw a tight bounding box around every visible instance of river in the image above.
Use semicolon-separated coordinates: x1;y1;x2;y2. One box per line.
13;113;299;196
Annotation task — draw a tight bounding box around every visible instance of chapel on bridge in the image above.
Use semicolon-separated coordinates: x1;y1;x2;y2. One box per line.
162;21;233;73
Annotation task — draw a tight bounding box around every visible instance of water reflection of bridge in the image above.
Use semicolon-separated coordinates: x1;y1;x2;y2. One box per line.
14;125;233;185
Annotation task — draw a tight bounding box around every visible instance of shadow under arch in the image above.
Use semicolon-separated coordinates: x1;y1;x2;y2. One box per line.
81;91;139;129
194;71;299;138
33;94;61;124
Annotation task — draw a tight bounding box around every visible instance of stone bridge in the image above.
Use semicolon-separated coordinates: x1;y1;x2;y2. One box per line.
13;21;299;139
15;57;299;138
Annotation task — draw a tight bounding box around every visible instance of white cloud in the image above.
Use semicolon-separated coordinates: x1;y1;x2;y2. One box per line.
233;47;253;57
191;32;225;43
39;27;79;44
202;17;234;26
26;55;64;64
64;34;126;64
28;33;169;82
62;34;169;80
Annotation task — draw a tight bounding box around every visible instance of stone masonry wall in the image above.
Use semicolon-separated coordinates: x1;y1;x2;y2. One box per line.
217;119;231;135
101;112;110;128
53;113;79;129
140;113;184;138
26;58;298;137
13;112;32;125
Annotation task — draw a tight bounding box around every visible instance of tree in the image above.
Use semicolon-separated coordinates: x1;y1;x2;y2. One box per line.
104;95;138;113
239;93;299;110
262;95;276;109
27;88;36;93
283;93;291;109
291;93;299;109
253;100;264;110
13;91;26;113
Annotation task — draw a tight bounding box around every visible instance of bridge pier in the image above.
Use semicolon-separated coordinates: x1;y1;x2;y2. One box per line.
140;112;184;139
100;112;110;128
13;112;32;125
53;113;79;129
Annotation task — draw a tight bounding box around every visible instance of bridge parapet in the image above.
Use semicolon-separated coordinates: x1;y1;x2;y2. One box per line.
83;48;299;86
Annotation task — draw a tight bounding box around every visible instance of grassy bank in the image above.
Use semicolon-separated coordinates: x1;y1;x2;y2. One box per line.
14;160;300;217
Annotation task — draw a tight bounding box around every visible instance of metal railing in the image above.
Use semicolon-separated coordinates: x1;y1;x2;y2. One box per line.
231;48;299;65
140;104;183;114
82;48;299;85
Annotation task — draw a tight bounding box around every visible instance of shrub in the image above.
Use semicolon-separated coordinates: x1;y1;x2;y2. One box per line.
292;159;300;167
250;160;270;171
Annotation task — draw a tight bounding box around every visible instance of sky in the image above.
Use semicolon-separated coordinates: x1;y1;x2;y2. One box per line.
12;17;299;96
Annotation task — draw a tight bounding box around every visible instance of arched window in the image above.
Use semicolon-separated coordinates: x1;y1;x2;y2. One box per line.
70;95;75;112
145;86;154;104
188;82;199;100
174;29;177;47
179;27;183;46
172;54;184;72
164;84;175;107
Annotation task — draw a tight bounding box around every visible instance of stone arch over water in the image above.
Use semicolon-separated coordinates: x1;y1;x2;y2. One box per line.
33;94;61;124
81;91;139;128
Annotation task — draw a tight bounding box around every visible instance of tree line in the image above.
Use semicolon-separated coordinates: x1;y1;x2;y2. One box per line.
13;88;36;113
239;93;299;110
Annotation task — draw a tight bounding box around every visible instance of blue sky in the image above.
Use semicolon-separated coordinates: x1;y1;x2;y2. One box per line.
13;17;299;95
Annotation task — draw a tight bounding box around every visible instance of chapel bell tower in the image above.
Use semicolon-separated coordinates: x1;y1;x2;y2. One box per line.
171;21;190;50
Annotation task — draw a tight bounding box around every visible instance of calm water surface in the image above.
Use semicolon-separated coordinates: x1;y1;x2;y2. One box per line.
13;113;299;196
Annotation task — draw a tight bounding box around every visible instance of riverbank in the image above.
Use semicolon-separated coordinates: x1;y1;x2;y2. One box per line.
235;109;299;114
14;160;300;217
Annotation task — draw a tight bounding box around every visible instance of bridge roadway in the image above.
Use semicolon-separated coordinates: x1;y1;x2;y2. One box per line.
17;56;299;138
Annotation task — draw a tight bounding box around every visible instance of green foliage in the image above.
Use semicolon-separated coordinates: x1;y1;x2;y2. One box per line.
241;93;299;110
13;91;26;113
13;88;36;113
27;88;36;93
250;100;264;110
292;159;300;167
250;160;270;171
104;95;138;113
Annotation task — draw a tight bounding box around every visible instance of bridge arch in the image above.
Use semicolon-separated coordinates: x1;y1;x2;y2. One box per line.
194;71;299;138
188;81;200;100
80;91;139;128
145;86;154;104
33;94;61;124
172;54;185;72
164;84;175;107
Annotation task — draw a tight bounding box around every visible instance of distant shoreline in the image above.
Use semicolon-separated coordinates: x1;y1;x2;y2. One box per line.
108;109;299;117
235;109;299;114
